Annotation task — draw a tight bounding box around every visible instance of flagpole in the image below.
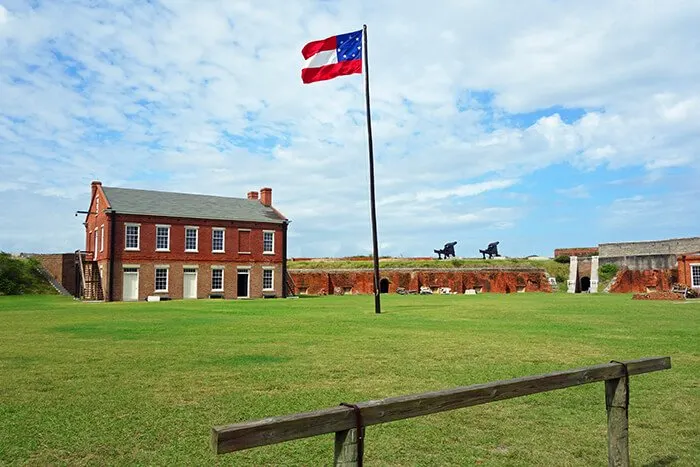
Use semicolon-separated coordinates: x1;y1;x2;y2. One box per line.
362;24;381;315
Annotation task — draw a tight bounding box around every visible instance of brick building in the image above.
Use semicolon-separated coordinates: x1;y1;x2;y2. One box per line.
83;181;289;301
677;252;700;290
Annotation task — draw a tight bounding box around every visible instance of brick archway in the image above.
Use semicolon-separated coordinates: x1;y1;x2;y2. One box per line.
379;278;390;294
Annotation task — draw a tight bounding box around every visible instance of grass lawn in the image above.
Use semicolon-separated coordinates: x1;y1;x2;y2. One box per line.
0;294;698;466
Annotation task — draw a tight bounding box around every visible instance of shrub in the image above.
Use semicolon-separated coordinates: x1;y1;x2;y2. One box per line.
598;263;619;283
0;253;50;295
554;255;570;264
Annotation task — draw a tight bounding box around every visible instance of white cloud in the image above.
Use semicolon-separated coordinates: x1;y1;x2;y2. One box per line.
556;185;590;199
0;0;699;255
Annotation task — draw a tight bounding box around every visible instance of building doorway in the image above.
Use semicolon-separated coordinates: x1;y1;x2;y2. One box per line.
123;267;139;301
580;276;591;292
237;269;250;298
380;278;390;294
183;268;197;299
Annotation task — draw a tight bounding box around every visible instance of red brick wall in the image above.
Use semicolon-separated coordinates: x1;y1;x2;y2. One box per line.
290;269;551;295
554;247;599;258
609;269;676;293
84;183;112;262
34;253;78;296
678;254;700;288
112;214;284;264
112;260;282;301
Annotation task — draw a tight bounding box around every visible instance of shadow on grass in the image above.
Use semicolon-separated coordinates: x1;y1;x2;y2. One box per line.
643;455;679;467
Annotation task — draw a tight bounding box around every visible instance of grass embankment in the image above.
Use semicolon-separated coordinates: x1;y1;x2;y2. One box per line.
1;294;697;465
289;258;570;279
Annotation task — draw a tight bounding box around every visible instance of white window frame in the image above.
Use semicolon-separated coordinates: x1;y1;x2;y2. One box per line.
125;223;140;251
263;230;275;255
154;265;169;293
93;228;98;258
95;196;99;216
185;226;199;252
100;225;105;252
211;266;225;292
262;267;274;291
691;263;700;288
212;227;225;253
155;224;171;252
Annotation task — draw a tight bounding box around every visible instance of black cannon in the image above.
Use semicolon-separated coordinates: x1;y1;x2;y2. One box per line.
434;241;457;259
479;241;500;259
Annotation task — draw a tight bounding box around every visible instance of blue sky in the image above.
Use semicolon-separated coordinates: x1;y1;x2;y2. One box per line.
0;0;698;258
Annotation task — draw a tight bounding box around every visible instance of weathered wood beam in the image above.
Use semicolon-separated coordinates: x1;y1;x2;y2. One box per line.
213;356;670;455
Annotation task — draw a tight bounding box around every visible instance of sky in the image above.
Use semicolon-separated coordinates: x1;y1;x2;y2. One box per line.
1;0;699;258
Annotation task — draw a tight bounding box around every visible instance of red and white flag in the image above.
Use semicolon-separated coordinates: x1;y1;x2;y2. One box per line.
301;30;363;84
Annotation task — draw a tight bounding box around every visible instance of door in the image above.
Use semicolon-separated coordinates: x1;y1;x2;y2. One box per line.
123;268;139;301
183;268;197;299
237;270;249;298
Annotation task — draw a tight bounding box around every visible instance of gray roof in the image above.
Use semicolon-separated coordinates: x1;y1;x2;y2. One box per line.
101;186;287;224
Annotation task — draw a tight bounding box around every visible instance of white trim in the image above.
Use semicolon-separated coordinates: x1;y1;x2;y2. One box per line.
263;230;275;255
212;227;225;253
236;268;250;299
122;266;139;301
691;263;700;288
238;228;251;231
183;265;199;269
100;225;104;252
185;226;199;252
262;267;274;291
125;223;141;251
211;267;224;292
154;266;169;293
155;224;171;252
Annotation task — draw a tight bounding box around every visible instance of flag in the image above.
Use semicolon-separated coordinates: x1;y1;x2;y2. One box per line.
301;30;363;84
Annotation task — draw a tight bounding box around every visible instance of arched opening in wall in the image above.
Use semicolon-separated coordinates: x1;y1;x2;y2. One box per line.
580;276;591;292
380;278;390;294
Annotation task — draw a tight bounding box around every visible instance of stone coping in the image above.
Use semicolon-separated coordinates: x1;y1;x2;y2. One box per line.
289;267;547;273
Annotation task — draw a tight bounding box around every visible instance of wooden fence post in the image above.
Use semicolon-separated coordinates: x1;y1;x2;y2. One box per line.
605;377;629;467
334;428;360;466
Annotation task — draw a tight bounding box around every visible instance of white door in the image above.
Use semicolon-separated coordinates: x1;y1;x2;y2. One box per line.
123;268;139;301
183;269;197;299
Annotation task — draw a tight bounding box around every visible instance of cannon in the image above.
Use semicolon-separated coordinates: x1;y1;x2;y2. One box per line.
479;241;501;259
434;241;457;259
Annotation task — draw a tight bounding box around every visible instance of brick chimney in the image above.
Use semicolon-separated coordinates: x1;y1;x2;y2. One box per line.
260;187;272;207
91;181;102;199
247;190;259;200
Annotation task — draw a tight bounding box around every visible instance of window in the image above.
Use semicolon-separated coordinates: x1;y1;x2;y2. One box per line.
238;229;251;253
156;225;170;251
212;268;224;291
263;231;274;254
100;225;104;252
125;224;140;250
212;228;225;252
185;227;198;252
262;268;274;291
692;264;700;288
95;196;99;215
155;267;169;292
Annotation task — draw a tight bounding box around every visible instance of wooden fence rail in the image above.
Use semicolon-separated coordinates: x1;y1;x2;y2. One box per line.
212;356;671;466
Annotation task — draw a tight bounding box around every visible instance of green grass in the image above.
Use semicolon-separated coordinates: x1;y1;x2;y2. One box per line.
288;258;570;277
1;294;698;466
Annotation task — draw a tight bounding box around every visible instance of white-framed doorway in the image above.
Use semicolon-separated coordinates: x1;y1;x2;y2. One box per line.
122;266;139;301
183;267;198;299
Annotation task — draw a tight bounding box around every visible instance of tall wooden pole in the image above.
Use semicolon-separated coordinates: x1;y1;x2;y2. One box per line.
363;24;381;314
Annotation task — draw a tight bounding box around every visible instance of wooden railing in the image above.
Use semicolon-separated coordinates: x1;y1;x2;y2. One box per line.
212;357;671;466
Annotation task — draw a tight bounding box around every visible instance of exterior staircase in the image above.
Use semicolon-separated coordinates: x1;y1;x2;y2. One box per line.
35;265;73;297
75;250;104;301
284;270;296;297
